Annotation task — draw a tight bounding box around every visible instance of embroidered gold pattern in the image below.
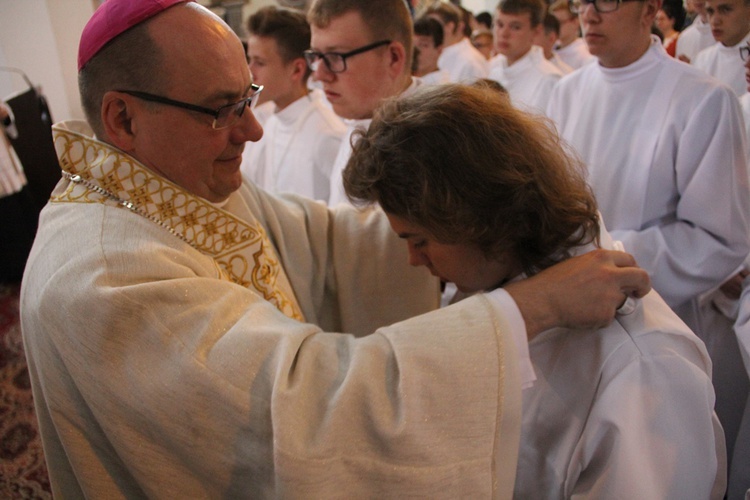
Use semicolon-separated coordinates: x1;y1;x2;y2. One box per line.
51;124;304;321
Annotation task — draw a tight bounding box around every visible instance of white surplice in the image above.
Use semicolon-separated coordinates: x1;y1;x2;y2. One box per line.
438;38;490;83
419;69;452;86
553;38;595;70
547;37;750;321
240;92;346;202
22;120;526;499
694;31;750;97
548;53;574;75
515;231;726;500
488;45;564;116
676;16;719;63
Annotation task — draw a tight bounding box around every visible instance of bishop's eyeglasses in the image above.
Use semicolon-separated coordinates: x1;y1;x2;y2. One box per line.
304;40;392;74
117;84;264;130
569;0;644;14
740;43;750;61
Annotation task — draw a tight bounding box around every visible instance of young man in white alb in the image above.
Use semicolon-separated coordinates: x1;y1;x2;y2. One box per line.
534;12;575;74
676;0;716;61
693;0;750;96
550;0;596;68
425;1;489;83
547;0;750;485
489;0;565;115
413;16;451;85
241;6;346;202
307;0;420;205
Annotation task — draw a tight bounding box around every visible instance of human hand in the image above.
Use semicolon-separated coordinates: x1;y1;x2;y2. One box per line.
504;249;651;338
0;103;8;123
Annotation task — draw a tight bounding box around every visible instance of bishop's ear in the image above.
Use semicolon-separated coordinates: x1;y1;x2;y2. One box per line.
101;91;137;151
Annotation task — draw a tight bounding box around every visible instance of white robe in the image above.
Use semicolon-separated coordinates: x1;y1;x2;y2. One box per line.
326;118;370;206
676;16;718;64
488;45;564;116
547;37;750;320
22;121;526;499
515;233;726;500
548;53;574;75
240;92;346;202
438;38;489;83
548;41;750;492
553;38;595;70
419;69;452;86
694;31;750;97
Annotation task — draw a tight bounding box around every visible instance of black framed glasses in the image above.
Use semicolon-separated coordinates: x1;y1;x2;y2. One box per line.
303;40;391;74
741;44;750;61
569;0;644;14
117;84;264;130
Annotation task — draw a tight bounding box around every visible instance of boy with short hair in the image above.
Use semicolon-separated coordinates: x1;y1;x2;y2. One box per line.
489;0;565;114
241;6;346;201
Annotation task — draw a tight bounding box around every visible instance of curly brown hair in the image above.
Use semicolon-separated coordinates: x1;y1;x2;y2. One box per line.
343;83;600;275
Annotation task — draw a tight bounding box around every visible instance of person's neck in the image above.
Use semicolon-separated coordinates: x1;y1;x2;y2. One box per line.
273;87;309;113
599;35;651;68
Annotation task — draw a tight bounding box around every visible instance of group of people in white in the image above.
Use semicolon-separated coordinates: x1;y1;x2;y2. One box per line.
237;0;750;497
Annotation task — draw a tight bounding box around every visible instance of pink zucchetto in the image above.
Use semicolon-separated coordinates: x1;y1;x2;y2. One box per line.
78;0;189;71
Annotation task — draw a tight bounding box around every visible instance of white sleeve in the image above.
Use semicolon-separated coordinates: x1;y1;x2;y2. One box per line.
571;345;722;499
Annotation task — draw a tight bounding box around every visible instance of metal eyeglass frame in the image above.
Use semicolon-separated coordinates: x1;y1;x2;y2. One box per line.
117;83;264;130
303;40;392;74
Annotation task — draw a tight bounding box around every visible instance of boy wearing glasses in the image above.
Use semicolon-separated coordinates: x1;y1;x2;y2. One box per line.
240;6;346;202
306;0;418;205
547;0;750;488
694;0;750;96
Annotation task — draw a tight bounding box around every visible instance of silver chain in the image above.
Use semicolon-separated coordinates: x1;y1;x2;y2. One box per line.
61;170;197;250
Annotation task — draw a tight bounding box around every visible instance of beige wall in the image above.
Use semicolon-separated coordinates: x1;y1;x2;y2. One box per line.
0;0;93;122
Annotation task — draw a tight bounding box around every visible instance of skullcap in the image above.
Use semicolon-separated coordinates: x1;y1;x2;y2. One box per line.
78;0;188;71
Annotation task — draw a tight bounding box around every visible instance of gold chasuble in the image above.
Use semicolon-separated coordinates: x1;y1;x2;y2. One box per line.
51;121;304;321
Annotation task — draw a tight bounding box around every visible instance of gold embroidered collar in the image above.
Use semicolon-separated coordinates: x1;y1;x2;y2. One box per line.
51;120;304;321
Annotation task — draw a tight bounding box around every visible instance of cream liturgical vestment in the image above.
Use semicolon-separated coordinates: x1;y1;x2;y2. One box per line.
438;37;490;83
515;232;726;499
694;31;750;97
21;121;524;499
488;45;564;116
547;38;750;325
240;91;346;202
